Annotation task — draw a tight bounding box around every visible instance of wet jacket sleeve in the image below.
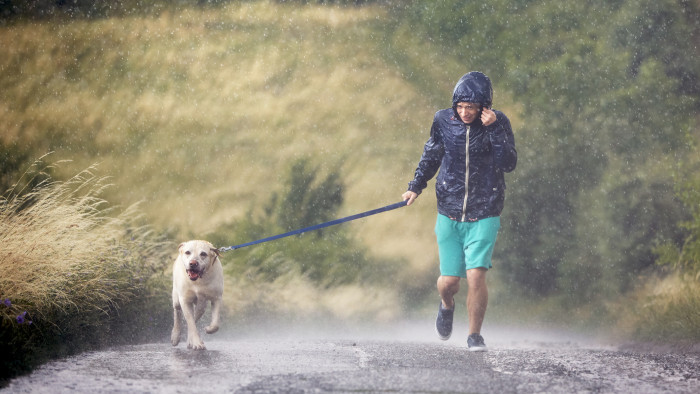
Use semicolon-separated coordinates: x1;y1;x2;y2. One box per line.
489;112;517;173
407;113;445;194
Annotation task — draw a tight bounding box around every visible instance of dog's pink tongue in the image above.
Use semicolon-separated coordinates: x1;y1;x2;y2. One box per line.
187;270;199;280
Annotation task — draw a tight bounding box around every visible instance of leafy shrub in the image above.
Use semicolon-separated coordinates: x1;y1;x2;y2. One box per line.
655;164;700;277
211;158;397;288
616;273;700;343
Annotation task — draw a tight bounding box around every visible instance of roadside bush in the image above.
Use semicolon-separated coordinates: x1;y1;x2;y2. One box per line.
209;158;404;318
0;159;173;384
654;163;700;277
615;273;700;344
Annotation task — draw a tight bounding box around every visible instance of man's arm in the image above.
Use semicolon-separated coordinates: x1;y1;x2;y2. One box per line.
406;113;445;195
488;112;517;173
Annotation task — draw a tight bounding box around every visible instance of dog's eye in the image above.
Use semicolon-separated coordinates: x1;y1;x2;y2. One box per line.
200;252;208;258
184;251;191;255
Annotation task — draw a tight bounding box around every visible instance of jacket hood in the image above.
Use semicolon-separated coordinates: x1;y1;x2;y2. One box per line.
452;71;493;109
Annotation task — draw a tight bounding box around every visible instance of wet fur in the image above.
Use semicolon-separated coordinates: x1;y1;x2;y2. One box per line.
171;240;223;350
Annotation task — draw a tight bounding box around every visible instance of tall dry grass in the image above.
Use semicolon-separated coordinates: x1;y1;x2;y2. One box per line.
0;159;170;322
614;273;700;344
0;158;173;381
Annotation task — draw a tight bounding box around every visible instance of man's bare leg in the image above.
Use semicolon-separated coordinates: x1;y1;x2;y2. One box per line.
437;275;460;309
466;268;488;334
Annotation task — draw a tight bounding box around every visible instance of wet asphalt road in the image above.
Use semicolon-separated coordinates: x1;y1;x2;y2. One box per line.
3;322;699;393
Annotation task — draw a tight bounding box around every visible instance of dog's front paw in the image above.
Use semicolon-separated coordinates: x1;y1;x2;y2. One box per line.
187;338;206;350
205;325;219;334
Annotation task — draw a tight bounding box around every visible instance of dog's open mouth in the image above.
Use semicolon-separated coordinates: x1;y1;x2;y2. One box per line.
186;269;201;281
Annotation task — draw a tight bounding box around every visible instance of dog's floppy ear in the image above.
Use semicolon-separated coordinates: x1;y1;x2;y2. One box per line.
178;242;185;254
205;241;220;258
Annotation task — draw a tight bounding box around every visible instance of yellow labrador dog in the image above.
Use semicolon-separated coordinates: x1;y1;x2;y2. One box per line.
171;240;223;350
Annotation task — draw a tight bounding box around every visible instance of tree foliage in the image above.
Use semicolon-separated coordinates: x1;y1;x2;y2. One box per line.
0;0;379;20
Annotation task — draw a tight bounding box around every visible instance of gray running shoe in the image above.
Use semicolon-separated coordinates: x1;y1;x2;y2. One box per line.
435;301;454;340
467;333;487;352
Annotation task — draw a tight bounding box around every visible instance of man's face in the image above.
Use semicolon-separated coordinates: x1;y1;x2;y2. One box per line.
455;102;481;124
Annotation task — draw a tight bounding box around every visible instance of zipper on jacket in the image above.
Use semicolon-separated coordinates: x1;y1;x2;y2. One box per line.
461;125;470;222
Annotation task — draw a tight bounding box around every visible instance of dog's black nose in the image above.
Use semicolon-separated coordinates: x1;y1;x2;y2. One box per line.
189;260;199;267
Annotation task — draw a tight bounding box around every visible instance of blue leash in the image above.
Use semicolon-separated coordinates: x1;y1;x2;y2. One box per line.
218;200;408;253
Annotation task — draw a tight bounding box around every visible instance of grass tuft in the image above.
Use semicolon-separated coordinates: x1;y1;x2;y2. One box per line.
0;157;173;383
613;273;700;345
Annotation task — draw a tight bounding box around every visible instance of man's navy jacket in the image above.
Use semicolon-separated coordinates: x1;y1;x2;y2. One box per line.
407;72;517;222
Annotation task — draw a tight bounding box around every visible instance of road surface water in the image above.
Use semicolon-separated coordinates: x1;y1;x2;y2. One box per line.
2;321;699;393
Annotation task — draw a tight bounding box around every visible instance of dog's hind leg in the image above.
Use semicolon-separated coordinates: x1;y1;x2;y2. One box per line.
205;298;221;334
194;298;207;323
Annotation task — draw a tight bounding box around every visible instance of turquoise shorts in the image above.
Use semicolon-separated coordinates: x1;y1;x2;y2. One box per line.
434;214;501;277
